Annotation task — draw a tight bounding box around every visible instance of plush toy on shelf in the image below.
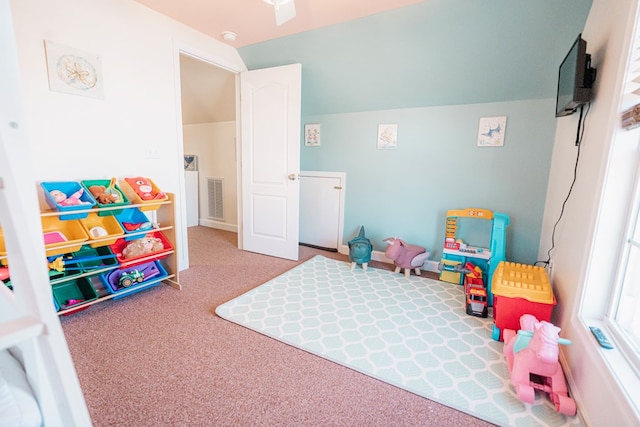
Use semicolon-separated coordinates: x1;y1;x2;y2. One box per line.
122;237;164;259
125;177;167;201
88;184;120;204
49;188;90;206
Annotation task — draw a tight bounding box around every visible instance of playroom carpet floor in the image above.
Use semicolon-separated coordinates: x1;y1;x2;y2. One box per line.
216;255;583;427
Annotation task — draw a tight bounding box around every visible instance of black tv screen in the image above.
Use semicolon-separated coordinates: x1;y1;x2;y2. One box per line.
555;34;596;117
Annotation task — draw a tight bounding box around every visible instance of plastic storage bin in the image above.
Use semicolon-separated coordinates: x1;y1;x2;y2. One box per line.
40;181;96;220
99;260;167;299
72;245;118;272
120;177;168;211
0;227;7;266
491;261;556;341
114;207;155;241
79;213;124;247
81;179;130;216
47;260;84;283
109;231;172;266
41;216;89;256
52;277;98;314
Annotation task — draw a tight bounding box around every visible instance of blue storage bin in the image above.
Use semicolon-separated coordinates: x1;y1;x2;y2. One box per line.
99;260;167;299
41;181;96;220
114;207;155;241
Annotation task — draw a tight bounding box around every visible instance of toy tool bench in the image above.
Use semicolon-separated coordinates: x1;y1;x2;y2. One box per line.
438;208;510;305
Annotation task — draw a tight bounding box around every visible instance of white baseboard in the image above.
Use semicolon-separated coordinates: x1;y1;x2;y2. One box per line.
198;219;238;233
338;245;440;273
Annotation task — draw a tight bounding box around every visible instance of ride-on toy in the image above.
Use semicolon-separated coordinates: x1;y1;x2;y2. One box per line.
503;314;576;416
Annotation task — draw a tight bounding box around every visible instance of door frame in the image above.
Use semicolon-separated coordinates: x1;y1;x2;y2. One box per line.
173;42;247;270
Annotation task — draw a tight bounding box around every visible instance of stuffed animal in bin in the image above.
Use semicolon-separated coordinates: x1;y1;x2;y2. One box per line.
122;237;164;259
49;189;90;206
88;185;120;204
348;226;372;270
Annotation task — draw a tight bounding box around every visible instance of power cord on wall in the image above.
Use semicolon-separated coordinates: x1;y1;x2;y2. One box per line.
536;103;591;268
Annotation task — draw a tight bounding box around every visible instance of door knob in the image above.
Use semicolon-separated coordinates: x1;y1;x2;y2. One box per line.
288;173;298;181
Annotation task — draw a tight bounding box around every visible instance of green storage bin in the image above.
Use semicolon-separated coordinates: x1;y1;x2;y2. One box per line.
81;179;130;216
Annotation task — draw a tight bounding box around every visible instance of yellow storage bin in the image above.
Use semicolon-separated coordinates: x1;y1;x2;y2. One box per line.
0;227;7;266
41;216;89;256
79;213;125;248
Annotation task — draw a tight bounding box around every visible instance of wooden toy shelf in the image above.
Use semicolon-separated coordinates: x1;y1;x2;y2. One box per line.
36;193;180;316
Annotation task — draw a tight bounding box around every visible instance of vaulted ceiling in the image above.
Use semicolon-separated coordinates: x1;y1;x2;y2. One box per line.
135;0;423;48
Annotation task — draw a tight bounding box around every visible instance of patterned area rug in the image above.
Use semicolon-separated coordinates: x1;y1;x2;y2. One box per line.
216;255;582;427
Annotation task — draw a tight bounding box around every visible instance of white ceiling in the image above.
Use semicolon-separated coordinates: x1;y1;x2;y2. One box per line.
135;0;424;48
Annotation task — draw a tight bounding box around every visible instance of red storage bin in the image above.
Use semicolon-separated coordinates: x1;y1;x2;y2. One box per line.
109;231;172;267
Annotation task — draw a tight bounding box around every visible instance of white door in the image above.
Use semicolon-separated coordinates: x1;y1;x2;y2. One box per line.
240;64;301;260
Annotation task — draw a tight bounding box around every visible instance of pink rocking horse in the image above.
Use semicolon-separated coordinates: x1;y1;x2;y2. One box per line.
503;314;577;416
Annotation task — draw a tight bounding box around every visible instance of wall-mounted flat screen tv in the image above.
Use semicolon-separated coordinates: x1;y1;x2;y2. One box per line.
555;34;597;118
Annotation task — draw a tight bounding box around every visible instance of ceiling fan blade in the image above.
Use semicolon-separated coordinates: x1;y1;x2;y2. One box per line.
274;0;296;26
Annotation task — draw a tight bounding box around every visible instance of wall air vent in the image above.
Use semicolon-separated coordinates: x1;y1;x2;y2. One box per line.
207;177;224;221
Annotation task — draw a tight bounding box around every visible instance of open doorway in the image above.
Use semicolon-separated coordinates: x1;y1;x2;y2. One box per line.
178;54;238;261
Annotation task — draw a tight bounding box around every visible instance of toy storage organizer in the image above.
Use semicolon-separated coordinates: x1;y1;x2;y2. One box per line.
491;261;556;341
439;208;510;305
0;180;181;316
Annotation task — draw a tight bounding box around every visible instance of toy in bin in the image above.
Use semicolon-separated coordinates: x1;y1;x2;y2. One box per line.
125;177;167;201
109;231;172;266
41;181;97;220
47;251;117;273
101;261;163;293
503;314;576;416
119;269;144;287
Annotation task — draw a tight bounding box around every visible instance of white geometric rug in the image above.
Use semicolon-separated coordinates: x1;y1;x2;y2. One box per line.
216;255;583;427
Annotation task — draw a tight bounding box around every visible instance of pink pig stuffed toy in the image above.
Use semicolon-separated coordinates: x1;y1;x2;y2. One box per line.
383;237;431;278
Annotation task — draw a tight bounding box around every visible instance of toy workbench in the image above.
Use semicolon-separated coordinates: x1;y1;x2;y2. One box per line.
438;208;510;305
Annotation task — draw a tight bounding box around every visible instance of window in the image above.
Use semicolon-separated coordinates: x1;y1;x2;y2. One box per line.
600;8;640;379
610;155;640;367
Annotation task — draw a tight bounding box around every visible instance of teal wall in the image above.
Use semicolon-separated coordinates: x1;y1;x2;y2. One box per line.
302;99;555;263
238;0;592;264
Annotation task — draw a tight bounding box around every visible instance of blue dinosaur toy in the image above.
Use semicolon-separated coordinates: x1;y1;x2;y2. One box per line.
348;226;372;270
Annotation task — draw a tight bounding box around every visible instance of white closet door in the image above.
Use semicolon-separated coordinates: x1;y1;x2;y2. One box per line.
299;172;345;250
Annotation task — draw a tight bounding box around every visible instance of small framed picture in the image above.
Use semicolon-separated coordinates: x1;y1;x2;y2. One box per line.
304;123;321;146
477;116;507;147
184;155;198;171
377;124;398;149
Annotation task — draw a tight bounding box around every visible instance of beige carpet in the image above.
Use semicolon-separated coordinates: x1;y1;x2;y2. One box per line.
60;226;494;426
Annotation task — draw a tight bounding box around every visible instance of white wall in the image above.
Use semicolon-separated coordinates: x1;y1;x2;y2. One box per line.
183;122;238;231
9;0;247;270
538;0;640;424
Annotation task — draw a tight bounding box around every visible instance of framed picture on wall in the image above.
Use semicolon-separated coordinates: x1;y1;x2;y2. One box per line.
44;40;104;99
184;155;198;171
377;124;398;149
304;123;321;146
477;116;507;147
